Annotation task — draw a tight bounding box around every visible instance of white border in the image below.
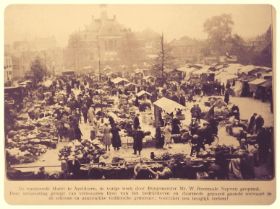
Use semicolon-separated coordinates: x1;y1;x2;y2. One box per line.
0;0;279;208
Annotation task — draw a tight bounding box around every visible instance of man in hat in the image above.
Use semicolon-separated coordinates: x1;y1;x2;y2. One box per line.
67;154;81;179
81;103;89;124
36;166;48;179
190;134;205;157
133;113;140;130
133;126;145;155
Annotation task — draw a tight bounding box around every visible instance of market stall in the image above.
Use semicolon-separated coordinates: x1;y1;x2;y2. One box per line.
153;97;186;127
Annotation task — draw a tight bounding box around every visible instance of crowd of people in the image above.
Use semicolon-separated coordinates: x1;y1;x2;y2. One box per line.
5;70;274;180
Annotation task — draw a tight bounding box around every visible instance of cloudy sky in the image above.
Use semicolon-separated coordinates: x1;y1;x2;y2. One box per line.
5;4;273;47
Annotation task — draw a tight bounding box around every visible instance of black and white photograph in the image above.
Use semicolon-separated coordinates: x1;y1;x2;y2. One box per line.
4;4;274;181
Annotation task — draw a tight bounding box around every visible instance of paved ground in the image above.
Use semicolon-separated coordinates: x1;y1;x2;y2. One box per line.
12;96;274;175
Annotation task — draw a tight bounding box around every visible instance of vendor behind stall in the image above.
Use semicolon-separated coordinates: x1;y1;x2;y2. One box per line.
67;155;81;179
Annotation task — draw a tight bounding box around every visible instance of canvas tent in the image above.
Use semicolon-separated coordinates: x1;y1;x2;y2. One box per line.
153;97;186;127
153;97;185;114
191;65;210;75
260;80;272;89
239;65;257;74
248;78;266;92
221;63;243;75
136;90;152;99
111;77;129;85
215;72;238;84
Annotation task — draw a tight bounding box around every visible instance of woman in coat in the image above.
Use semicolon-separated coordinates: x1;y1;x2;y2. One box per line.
155;127;164;148
102;122;112;151
87;106;95;125
133;127;145;155
111;125;122;150
163;122;172;148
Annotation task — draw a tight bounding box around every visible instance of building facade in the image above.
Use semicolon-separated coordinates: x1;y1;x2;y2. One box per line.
64;7;128;72
4;56;13;85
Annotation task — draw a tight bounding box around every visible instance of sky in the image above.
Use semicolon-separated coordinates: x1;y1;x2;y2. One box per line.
4;4;273;47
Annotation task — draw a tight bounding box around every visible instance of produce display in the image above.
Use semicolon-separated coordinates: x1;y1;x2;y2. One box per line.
6;102;59;165
58;139;106;163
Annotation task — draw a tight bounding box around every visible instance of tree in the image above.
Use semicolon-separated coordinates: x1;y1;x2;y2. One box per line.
28;57;48;84
252;26;272;67
203;14;234;55
228;34;252;64
152;33;174;81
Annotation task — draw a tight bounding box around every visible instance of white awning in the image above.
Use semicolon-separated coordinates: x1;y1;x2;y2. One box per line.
136;90;152;97
215;72;238;83
111;77;129;84
239;65;257;74
248;78;266;86
153;97;185;114
191;65;210;75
